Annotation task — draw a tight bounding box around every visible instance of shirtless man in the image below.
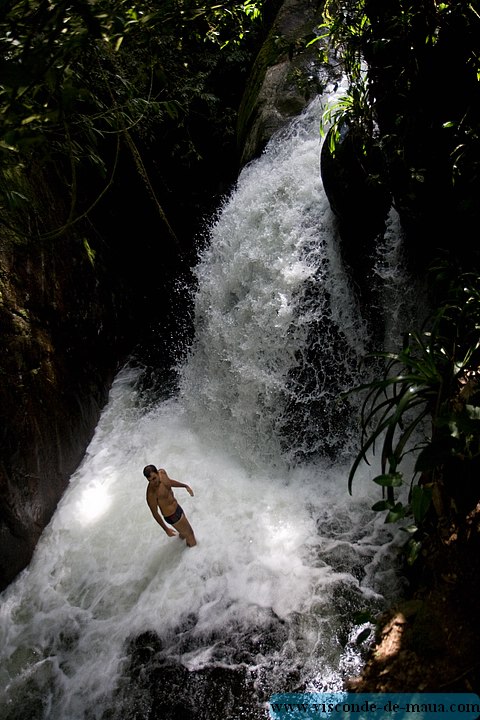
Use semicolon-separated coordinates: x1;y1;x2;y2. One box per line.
143;465;197;547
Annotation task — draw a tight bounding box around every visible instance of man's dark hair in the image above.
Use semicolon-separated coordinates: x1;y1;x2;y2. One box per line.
143;464;158;478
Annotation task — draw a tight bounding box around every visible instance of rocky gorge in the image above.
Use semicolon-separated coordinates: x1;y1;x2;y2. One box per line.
1;0;480;704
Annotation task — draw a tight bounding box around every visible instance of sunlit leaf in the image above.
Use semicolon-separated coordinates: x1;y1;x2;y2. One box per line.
372;473;403;488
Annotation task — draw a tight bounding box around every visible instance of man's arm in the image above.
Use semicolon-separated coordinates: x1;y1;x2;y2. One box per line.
147;495;176;536
169;479;194;496
161;470;194;496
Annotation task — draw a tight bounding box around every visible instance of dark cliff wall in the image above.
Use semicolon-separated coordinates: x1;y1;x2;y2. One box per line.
0;157;175;590
0;239;118;588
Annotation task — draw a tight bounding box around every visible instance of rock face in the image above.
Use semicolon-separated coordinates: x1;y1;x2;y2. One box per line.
0;206;131;591
237;0;342;166
113;631;260;720
320;125;391;259
320;123;392;339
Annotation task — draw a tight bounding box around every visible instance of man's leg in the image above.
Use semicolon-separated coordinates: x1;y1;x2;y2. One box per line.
173;514;197;547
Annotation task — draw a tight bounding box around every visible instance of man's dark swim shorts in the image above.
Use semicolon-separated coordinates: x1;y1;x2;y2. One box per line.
164;504;184;525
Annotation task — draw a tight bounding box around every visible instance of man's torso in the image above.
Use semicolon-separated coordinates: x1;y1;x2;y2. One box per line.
148;477;177;517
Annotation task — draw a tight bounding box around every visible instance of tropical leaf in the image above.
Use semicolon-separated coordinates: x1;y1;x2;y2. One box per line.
372;473;403;488
411;485;432;525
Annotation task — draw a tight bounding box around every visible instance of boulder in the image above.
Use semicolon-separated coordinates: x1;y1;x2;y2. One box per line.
237;0;342;166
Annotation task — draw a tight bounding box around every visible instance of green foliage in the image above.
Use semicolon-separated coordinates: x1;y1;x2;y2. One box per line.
318;0;480;201
344;261;480;547
318;0;372;153
181;1;262;47
0;0;264;235
318;0;480;568
0;1;263;139
320;74;371;157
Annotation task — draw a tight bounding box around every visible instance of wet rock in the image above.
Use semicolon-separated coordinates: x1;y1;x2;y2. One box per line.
108;631;266;720
320;123;392;336
238;0;343;166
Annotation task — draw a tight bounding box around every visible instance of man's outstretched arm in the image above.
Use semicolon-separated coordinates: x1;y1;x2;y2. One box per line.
162;470;194;496
170;480;194;496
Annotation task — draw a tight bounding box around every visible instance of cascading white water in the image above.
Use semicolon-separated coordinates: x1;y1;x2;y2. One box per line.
179;93;369;467
0;92;415;720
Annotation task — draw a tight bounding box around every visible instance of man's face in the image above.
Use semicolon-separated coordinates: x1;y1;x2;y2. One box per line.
147;470;159;482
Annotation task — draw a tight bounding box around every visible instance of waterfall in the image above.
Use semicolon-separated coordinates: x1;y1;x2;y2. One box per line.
0;92;414;720
180;95;368;468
